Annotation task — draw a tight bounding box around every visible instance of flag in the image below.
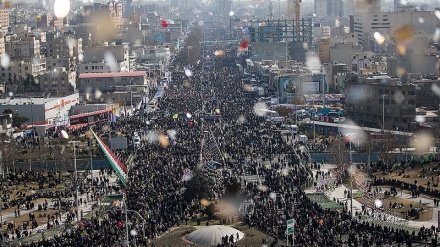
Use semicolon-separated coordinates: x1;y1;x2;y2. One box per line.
91;130;127;186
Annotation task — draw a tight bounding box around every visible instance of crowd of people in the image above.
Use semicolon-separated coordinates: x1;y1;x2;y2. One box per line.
1;31;438;247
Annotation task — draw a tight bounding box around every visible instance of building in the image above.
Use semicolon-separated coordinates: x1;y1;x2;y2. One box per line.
0;58;46;86
38;68;77;94
408;74;440;110
353;8;440;47
0;9;9;30
0;113;12;134
314;0;328;18
329;42;362;66
5;35;41;59
344;74;416;130
0;93;79;126
78;44;130;74
77;71;148;93
249;19;313;61
83;2;123;28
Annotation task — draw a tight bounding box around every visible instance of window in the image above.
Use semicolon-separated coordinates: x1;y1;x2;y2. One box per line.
384;90;389;94
85;66;88;70
408;91;414;95
379;99;383;104
391;90;394;94
402;91;406;95
385;99;389;105
379;89;383;94
408;100;415;105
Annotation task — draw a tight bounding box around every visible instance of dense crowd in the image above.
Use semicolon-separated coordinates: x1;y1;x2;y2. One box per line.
2;34;438;247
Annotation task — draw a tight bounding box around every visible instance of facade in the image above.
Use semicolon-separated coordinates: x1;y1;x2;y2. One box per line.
344;74;416;130
83;2;123;28
314;0;328;18
329;42;362;66
409;75;440;110
77;71;148;93
38;68;76;94
353;9;440;46
79;45;130;74
0;93;79;125
0;9;9;30
5;35;41;59
0;58;46;83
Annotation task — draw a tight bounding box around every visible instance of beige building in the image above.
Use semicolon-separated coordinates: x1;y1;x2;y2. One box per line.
78;44;130;74
0;58;46;82
329;42;362;66
38;68;76;95
345;74;416;130
0;9;9;30
77;71;148;93
5;35;41;59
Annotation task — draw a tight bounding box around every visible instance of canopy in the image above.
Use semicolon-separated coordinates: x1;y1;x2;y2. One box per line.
186;225;244;246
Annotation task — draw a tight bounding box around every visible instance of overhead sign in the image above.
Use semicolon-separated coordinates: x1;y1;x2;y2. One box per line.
286;219;295;235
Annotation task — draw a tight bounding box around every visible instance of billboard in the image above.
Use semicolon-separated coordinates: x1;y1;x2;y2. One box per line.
302;81;320;94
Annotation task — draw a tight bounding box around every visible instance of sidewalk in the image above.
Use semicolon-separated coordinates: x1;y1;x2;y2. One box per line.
306;164;437;229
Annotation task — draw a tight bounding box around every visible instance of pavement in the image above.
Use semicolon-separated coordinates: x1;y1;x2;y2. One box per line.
306;164;438;229
1;170;119;240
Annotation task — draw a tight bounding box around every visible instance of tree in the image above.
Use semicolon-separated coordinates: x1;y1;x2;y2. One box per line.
182;170;215;203
204;203;216;220
275;106;292;117
185;26;202;65
3;109;29;128
327;135;348;165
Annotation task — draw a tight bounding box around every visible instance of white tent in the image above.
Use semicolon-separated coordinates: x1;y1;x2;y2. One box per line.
186;225;244;246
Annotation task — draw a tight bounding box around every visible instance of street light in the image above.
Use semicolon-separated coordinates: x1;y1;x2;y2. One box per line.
61;130;80;224
129;78;135;112
28;97;35;140
381;94;388;132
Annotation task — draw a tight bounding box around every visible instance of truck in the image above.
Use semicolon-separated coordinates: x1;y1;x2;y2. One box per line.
299;135;308;144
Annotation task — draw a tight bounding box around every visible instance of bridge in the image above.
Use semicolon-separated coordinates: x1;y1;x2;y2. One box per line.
304;120;413;137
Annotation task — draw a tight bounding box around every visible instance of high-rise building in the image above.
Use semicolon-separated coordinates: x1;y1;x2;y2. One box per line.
0;9;9;30
314;0;327;18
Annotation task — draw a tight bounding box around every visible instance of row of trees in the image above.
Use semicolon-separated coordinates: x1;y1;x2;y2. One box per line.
6;74;39;93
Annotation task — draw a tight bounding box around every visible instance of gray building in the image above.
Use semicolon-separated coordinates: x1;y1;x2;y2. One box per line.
345;74;416;130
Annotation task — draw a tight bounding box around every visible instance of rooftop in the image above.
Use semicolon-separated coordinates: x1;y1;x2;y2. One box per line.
0;97;64;105
78;71;147;79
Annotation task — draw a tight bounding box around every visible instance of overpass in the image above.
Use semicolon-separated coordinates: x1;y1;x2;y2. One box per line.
304;120;413;137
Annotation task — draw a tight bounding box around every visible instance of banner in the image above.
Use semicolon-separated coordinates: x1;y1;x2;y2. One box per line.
92;130;127;186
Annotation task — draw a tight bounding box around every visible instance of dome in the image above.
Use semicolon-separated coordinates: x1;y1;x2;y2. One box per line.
186;225;244;246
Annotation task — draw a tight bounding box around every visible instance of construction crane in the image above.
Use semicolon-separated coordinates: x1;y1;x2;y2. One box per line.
295;0;301;40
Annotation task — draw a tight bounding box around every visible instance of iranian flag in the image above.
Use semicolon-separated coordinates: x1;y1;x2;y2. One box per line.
91;130;127;186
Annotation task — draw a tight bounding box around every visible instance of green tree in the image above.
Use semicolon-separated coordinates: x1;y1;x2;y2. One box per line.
204;203;216;220
182;170;214;203
3;109;29;128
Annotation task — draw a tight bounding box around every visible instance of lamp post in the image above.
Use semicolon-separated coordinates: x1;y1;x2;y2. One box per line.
349;139;353;218
61;130;80;224
72;140;80;223
129;78;135;112
28;97;34;140
381;94;388;133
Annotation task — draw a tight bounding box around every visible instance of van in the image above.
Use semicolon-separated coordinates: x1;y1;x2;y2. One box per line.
281;124;299;134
